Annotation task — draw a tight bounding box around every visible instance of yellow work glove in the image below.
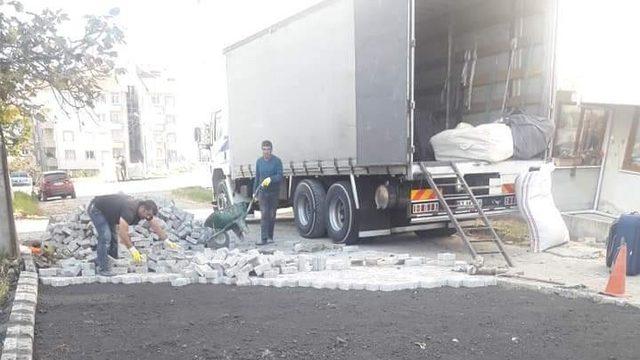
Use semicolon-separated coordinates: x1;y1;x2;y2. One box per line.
164;239;181;251
129;246;142;263
261;177;271;188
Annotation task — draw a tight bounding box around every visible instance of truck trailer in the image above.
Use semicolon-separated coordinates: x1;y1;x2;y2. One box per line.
217;0;556;249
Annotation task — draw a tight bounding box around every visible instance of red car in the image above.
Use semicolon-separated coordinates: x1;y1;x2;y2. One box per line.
37;171;76;201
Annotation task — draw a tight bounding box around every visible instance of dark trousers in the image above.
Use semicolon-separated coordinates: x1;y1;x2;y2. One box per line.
259;191;278;242
88;204;118;270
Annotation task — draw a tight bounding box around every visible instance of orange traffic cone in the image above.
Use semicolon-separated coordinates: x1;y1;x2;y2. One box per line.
602;242;627;297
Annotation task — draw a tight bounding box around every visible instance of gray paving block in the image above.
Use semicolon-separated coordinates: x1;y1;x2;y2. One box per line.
446;277;463;288
38;268;59;277
404;257;425;266
462;277;486;288
364;283;380;291
171;277;190;287
419;278;444;289
51;278;69;287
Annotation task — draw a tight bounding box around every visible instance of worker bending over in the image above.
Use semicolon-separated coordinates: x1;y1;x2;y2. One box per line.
87;194;177;276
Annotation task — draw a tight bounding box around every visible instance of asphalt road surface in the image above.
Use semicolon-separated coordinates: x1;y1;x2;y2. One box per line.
35;284;640;360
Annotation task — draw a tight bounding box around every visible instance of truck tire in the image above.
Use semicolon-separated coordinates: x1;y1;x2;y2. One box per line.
325;181;359;245
415;227;457;238
293;179;327;238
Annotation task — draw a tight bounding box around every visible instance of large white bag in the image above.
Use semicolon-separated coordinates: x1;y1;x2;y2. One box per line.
430;122;514;162
516;164;569;252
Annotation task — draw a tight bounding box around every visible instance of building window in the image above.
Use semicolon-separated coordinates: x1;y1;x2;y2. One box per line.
45;148;56;158
151;94;160;105
85;150;95;160
65;150;76;161
165;115;176;124
111;129;124;140
44;128;54;142
165;95;175;107
552;104;608;166
110;111;121;123
111;92;120;105
168;149;178;161
113;148;124;158
98;114;106;122
623;109;640;172
167;133;176;143
63;131;74;142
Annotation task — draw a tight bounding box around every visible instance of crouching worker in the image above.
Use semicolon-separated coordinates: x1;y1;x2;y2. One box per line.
87;194;177;276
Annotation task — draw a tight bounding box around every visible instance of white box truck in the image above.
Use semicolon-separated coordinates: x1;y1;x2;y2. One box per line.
217;0;556;245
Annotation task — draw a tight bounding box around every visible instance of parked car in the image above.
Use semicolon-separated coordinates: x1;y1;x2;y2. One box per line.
37;171;76;201
9;171;33;195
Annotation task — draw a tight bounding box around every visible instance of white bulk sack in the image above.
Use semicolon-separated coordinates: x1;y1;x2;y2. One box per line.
430;123;514;162
516;164;569;252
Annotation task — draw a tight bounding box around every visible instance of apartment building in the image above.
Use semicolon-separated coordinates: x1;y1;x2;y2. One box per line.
34;66;180;179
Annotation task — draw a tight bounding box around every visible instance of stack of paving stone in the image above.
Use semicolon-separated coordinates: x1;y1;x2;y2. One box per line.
40;202;219;260
156;203;217;251
169;248;314;287
42;207;98;261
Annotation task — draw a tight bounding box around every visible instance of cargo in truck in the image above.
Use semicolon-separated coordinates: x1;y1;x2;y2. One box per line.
215;0;557;246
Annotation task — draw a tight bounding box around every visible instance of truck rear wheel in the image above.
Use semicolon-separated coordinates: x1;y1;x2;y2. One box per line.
326;181;359;245
293;179;327;238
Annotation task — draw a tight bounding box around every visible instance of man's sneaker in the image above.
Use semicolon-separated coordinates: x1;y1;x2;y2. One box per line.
255;240;267;246
266;238;275;244
98;269;115;277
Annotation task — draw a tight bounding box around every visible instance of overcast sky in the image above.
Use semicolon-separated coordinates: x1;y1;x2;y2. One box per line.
23;0;323;158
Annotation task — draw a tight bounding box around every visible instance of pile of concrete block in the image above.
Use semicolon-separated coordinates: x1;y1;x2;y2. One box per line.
168;248;321;287
155;203;218;251
42;207;98;262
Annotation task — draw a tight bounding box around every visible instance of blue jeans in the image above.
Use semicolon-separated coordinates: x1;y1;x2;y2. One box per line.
88;205;117;271
259;191;278;242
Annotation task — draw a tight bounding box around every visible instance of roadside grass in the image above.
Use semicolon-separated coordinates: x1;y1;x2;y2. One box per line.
0;253;18;307
12;192;42;217
171;186;212;204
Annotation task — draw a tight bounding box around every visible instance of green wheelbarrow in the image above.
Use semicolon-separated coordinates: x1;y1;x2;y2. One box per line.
202;189;259;249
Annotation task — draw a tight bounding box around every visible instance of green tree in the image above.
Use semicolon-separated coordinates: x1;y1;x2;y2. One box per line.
0;0;125;154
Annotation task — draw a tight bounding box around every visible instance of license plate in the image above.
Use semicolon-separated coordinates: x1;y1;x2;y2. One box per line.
412;202;439;214
456;199;481;210
54;182;63;186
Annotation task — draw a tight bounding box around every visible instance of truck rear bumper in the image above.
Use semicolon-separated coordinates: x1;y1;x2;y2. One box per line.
358;208;518;238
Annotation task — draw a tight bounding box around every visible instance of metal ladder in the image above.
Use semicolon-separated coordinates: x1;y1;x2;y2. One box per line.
418;162;513;267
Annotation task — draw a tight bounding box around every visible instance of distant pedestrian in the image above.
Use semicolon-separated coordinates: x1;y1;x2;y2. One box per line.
117;155;127;181
253;140;283;245
87;194;178;276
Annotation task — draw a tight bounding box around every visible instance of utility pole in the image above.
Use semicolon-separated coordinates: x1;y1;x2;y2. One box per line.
0;126;19;257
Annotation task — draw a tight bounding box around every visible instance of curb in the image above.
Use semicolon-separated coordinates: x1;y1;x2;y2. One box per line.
1;252;38;360
496;278;637;309
38;272;498;291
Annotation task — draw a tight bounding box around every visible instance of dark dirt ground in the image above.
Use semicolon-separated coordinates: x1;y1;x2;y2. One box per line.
35;284;640;360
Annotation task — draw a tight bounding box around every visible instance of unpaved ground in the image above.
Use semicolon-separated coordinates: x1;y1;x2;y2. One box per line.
35;284;640;360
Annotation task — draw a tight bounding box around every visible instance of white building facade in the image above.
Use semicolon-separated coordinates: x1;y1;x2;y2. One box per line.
35;66;180;180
